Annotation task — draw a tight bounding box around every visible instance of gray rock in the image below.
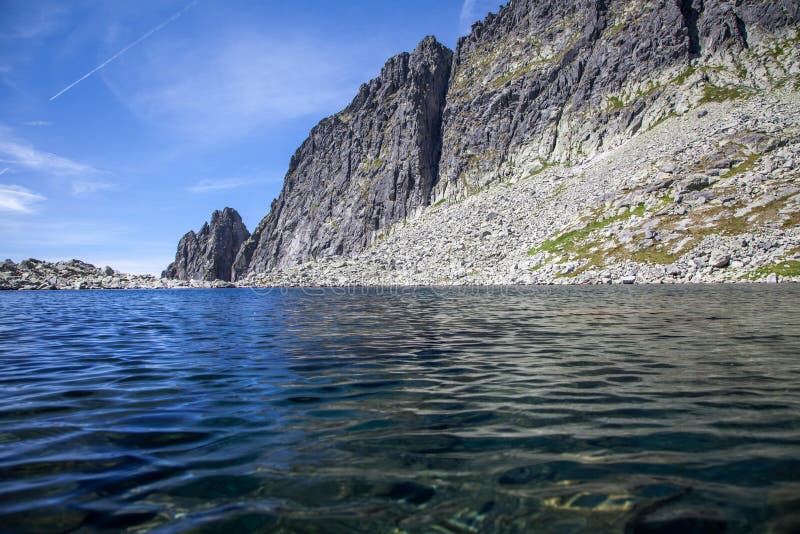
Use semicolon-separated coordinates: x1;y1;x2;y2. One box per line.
164;207;250;282
657;162;677;174
710;253;731;269
213;0;800;280
667;265;683;277
682;176;711;192
233;36;453;278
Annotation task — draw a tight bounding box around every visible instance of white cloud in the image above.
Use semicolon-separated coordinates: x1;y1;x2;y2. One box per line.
0;184;45;213
71;180;114;196
22;121;53;127
459;0;503;34
103;29;370;142
189;176;272;193
0;136;98;176
0;2;66;76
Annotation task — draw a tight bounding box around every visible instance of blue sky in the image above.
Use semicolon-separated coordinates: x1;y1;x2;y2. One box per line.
0;0;500;274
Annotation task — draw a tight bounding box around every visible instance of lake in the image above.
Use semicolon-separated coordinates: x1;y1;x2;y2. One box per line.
1;286;799;533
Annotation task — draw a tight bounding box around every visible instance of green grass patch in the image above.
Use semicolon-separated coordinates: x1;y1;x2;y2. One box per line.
697;213;749;236
783;211;800;229
607;96;625;111
527;205;645;256
365;157;385;170
722;153;760;178
432;198;447;208
636;82;662;98
528;161;553;178
671;65;696;85
648;112;678;131
776;73;800;90
552;181;569;198
493;63;536;88
699;85;748;104
630;245;681;265
767;44;785;59
745;260;800;280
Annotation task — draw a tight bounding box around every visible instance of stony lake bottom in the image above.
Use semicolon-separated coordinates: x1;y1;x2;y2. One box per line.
0;286;799;533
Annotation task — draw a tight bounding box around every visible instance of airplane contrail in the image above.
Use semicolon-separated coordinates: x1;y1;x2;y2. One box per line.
50;1;198;101
0;168;9;177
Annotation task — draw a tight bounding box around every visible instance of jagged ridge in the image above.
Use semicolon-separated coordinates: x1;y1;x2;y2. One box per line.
164;207;249;282
166;0;800;283
232;36;452;278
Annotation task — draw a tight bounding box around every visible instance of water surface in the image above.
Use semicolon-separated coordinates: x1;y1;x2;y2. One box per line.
1;286;799;532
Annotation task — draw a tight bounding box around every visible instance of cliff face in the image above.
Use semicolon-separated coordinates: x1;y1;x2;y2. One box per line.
164;208;249;282
433;0;799;200
167;0;800;282
233;37;452;277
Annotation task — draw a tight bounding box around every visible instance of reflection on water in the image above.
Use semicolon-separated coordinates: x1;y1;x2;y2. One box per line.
0;286;799;532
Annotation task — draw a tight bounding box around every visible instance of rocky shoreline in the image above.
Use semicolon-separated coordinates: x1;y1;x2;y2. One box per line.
6;2;800;292
1;256;796;291
0;259;237;291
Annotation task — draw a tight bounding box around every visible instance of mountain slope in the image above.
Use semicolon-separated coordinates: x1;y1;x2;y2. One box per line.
166;0;800;284
232;37;452;278
246;88;799;285
434;0;799;200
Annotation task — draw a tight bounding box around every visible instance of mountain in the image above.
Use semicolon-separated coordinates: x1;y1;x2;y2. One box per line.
167;0;800;285
232;37;453;277
163;207;249;282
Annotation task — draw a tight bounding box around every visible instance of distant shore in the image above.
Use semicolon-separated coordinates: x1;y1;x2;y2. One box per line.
1;258;796;291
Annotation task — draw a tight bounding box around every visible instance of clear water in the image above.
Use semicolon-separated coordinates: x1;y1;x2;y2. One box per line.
1;286;799;533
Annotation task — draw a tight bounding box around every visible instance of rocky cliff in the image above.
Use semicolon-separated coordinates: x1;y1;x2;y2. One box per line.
232;36;452;277
434;0;799;200
166;0;800;285
164;207;249;281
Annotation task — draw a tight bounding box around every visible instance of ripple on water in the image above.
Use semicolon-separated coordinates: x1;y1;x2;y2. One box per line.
0;286;798;532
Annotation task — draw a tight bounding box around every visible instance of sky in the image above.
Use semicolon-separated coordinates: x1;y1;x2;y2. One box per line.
0;0;502;275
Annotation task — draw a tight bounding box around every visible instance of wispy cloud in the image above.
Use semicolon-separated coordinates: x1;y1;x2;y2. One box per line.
103;29;371;142
0;185;46;213
0;3;65;41
71;180;114;196
0;2;67;77
189;176;271;193
0;218;129;247
22;121;53;127
459;0;502;34
0;131;98;176
50;1;197;101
